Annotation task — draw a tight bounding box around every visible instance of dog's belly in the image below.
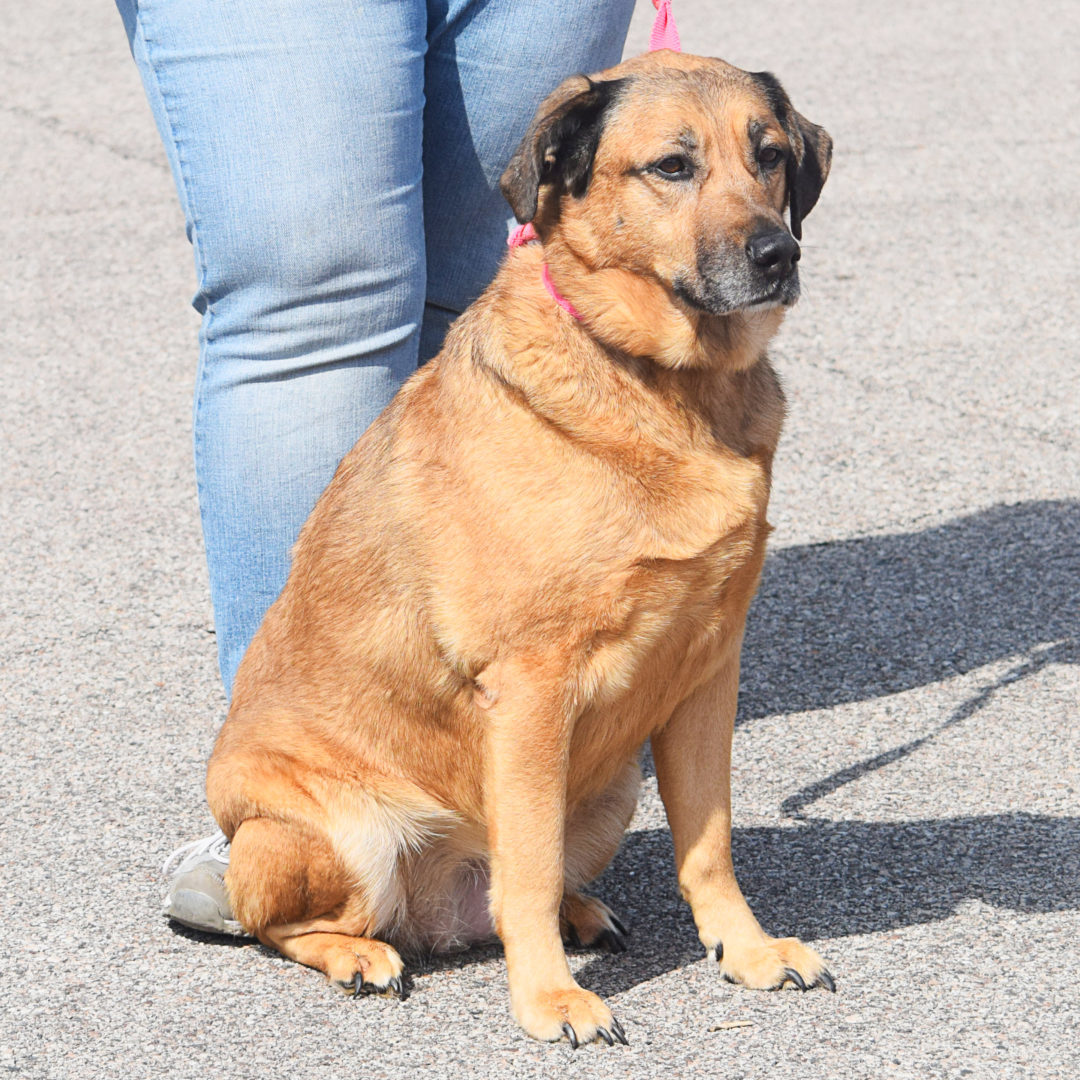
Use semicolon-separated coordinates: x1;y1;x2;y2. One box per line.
404;852;495;953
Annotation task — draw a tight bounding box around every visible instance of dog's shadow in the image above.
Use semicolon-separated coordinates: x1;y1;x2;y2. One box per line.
634;499;1078;808
409;812;1080;995
568;812;1080;997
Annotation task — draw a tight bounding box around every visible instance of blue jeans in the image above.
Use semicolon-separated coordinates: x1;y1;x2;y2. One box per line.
116;0;634;696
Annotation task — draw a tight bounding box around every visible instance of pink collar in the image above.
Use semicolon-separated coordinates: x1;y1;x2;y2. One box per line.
506;222;583;321
540;262;583;321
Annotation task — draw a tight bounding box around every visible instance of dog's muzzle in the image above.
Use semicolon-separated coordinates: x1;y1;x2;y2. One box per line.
676;228;802;316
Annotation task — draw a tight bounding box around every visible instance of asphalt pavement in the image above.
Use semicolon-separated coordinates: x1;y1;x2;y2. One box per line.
1;1;1078;1077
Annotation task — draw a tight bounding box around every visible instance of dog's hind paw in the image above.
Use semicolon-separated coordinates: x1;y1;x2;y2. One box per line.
321;937;406;999
560;892;628;954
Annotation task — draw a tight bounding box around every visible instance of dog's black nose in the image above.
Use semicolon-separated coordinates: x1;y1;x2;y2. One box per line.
746;229;801;281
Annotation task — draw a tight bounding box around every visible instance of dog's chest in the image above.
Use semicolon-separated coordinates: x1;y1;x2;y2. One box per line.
634;434;769;562
568;525;763;792
575;454;769;723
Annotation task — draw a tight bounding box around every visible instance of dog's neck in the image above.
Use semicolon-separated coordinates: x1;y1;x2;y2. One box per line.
476;245;785;472
539;232;785;372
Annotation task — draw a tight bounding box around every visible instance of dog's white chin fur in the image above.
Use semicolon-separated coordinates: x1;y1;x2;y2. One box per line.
738;296;787;316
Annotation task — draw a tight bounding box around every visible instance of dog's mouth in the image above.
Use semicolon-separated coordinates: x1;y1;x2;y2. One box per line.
745;285;786;309
673;273;799;317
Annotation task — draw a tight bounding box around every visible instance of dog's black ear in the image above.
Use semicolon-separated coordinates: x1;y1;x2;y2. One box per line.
499;76;625;224
751;71;833;241
786;111;832;241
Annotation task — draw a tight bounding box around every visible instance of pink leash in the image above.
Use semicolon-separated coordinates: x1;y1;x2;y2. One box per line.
648;0;682;52
507;0;682;321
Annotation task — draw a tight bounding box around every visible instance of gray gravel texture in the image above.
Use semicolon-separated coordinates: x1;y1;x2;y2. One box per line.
2;1;1078;1078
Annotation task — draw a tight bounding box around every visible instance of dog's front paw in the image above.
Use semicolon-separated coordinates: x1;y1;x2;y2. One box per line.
713;934;835;992
513;985;629;1047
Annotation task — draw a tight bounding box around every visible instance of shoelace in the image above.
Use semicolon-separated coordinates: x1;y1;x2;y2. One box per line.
161;832;229;877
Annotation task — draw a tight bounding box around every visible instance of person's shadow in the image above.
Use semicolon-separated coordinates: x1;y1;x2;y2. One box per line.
738;498;1079;723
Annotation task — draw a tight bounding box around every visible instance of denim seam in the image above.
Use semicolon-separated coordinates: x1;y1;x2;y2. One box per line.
133;2;220;673
133;7;212;335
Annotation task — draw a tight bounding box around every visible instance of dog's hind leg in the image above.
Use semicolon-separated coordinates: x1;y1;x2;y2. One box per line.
227;816;405;996
561;760;640;952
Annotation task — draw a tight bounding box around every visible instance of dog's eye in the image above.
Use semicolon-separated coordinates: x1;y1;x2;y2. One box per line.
758;146;784;168
654;155;690;177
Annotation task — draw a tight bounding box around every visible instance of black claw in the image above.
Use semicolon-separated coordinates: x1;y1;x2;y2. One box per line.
352;972;365;998
611;1017;629;1045
598;929;627;955
597;1027;614;1046
610;914;629;937
562;1022;579;1050
783;967;808;991
714;942;724;962
388;975;404;998
817;969;836;993
722;973;737;985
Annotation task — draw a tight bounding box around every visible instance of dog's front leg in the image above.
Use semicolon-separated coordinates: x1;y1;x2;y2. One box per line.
651;649;835;994
483;656;626;1047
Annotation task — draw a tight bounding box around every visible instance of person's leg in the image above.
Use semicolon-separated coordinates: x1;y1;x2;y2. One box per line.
117;0;428;697
418;0;636;360
116;0;427;934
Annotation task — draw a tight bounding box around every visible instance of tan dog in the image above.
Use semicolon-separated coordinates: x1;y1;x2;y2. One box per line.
207;50;833;1047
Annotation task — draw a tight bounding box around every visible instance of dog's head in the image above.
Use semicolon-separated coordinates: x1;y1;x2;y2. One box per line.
500;52;832;326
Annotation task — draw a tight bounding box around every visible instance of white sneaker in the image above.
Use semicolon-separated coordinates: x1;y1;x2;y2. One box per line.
161;831;249;937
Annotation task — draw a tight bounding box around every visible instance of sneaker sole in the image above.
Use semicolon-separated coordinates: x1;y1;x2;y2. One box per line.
164;889;250;938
